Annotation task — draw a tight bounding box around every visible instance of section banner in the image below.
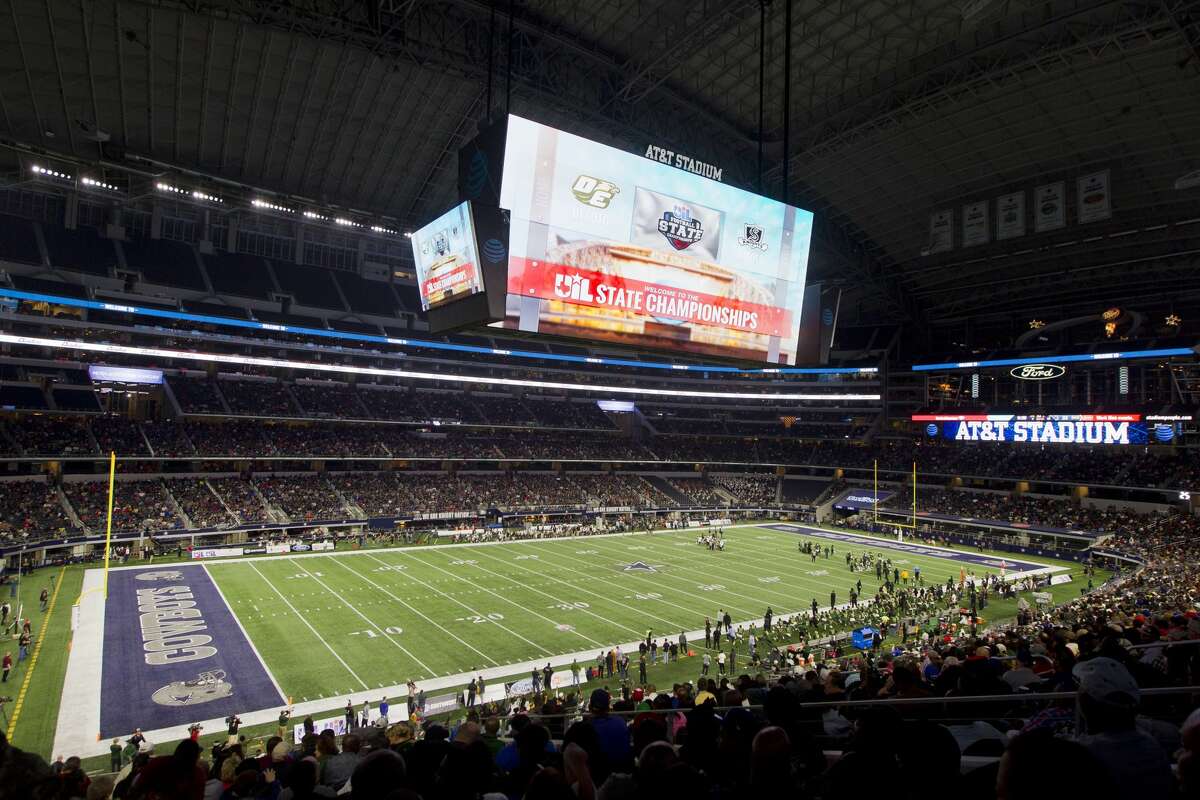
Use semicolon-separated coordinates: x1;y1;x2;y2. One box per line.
511;258;791;337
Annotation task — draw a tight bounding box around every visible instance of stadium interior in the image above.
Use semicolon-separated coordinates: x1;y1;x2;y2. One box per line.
0;0;1198;798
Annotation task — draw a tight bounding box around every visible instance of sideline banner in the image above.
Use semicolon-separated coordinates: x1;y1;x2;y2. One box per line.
191;547;243;559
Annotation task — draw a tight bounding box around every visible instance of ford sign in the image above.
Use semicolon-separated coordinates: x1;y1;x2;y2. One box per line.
1009;363;1066;380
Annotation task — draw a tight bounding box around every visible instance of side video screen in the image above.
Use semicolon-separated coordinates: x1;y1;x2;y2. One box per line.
410;202;484;312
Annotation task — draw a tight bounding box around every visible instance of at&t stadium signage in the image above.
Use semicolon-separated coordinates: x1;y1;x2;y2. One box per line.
1010;363;1066;380
643;144;723;182
912;414;1147;445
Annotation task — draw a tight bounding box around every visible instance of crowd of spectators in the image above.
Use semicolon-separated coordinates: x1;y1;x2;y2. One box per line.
220;380;300;417
206;477;272;524
61;479;183;534
666;478;725;506
168;376;226;414
4;413;1200;495
0;415;97;456
714;474;778;505
0;479;77;542
90;416;151;456
165;478;238;528
256;475;351;521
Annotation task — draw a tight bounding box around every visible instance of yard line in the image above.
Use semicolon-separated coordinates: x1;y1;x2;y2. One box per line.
571;536;804;615
467;544;709;633
204;565;287;704
247;562;369;690
431;547;649;637
502;538;761;619
288;558;435;676
628;533;862;603
326;555;500;667
379;551;603;650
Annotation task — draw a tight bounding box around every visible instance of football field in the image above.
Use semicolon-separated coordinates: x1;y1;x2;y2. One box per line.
56;523;1069;757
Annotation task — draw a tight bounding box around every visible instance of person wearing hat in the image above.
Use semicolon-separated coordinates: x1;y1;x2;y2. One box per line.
1074;656;1172;798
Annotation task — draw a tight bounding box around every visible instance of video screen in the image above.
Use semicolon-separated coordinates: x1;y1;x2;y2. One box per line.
497;115;814;364
410;202;484;311
912;414;1151;445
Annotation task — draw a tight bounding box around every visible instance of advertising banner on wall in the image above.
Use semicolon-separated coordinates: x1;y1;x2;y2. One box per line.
1077;169;1112;223
929;208;953;253
497;115;814;364
995;191;1025;240
1034;182;1065;232
962;201;989;247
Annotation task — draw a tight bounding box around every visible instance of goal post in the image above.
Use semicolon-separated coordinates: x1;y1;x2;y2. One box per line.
76;451;117;607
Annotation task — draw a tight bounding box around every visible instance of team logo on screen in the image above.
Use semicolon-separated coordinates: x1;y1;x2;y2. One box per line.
657;206;704;250
151;670;234;707
571;175;620;208
738;223;767;251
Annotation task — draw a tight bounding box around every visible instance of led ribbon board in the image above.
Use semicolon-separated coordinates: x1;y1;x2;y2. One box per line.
0;288;874;376
913;414;1148;445
0;333;881;402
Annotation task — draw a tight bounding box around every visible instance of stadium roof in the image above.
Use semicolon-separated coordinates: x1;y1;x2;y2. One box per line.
1;0;1198;327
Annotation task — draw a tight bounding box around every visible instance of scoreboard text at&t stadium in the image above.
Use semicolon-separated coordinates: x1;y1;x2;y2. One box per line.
911;414;1164;445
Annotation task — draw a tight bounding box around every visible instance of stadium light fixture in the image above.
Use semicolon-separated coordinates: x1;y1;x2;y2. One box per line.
80;176;120;192
251;199;295;214
0;332;883;402
303;210;330;221
334;216;363;229
30;165;73;180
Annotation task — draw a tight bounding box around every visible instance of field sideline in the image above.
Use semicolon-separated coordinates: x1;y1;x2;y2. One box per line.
52;522;1074;759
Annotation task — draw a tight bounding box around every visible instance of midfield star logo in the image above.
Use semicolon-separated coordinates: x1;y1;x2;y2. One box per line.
738;223;767;250
657;206;704;250
623;561;658;572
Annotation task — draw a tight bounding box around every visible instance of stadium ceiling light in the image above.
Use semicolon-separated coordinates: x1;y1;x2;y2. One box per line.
334;216;363;229
251;198;294;213
80;176;120;192
31;165;73;180
303;210;330;221
0;333;882;402
369;225;397;235
191;189;223;204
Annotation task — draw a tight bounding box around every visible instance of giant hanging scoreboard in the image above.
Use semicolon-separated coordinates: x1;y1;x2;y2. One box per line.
426;115;816;365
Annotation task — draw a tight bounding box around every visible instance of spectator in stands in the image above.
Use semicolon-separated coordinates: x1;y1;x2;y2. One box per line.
1073;657;1174;798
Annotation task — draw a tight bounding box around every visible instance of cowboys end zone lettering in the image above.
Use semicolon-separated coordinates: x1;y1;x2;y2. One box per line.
944;419;1148;445
100;566;283;737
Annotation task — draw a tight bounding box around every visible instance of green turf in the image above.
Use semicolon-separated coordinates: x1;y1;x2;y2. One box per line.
205;524;1092;702
21;522;1106;768
4;566;84;759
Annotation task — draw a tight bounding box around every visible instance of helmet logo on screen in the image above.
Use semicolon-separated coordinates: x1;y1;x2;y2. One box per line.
738;223;767;251
658;206;704;250
571;175;619;208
